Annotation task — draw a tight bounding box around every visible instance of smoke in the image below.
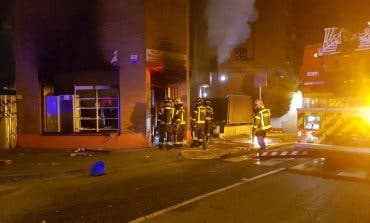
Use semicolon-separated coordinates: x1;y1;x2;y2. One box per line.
207;0;258;63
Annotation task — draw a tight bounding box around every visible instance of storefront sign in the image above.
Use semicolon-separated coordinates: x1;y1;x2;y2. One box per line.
306;71;319;77
303;81;324;86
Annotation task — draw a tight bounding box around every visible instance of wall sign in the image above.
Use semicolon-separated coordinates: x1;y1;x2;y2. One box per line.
130;54;138;64
254;72;267;87
318;23;370;56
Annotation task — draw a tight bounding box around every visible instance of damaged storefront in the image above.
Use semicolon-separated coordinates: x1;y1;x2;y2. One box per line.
13;0;189;150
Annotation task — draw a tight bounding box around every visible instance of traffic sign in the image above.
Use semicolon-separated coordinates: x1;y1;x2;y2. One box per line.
254;72;267;87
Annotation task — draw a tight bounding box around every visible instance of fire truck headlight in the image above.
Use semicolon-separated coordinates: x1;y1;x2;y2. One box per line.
364;108;370;123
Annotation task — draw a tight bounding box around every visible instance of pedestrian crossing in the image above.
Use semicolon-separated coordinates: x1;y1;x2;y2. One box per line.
223;148;309;163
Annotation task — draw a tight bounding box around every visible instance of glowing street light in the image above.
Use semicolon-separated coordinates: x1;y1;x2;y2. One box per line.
219;74;227;82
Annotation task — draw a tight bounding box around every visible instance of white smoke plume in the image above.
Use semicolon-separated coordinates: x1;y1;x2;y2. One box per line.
207;0;258;63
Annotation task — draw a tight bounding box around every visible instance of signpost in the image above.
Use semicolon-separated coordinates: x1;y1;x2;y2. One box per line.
254;72;267;100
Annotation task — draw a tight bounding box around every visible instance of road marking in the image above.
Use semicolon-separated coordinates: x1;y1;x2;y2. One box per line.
128;168;285;223
291;151;299;156
241;168;286;182
337;169;367;179
254;158;294;166
289;159;322;172
281;151;288;156
290;162;316;172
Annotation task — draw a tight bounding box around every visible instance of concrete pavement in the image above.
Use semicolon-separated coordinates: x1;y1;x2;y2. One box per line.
0;133;297;183
179;133;297;160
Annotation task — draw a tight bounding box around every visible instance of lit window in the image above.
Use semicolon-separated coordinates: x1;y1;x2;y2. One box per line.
199;84;210;98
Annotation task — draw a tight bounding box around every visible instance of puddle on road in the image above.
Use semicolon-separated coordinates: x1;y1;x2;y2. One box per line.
289;157;370;182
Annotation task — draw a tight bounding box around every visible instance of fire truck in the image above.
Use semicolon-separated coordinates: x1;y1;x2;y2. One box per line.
296;24;370;150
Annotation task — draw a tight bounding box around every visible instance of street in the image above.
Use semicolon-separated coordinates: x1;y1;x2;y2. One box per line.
1;136;370;223
2;1;370;223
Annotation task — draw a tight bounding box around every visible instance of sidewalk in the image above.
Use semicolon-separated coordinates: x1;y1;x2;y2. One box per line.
0;147;179;183
179;132;297;160
0;133;297;183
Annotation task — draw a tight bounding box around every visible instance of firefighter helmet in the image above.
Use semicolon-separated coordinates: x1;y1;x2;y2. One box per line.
174;98;183;106
195;97;203;106
254;99;264;109
163;98;173;107
205;100;212;106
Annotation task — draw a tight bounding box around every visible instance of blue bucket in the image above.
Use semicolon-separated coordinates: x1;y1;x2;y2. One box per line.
90;161;105;176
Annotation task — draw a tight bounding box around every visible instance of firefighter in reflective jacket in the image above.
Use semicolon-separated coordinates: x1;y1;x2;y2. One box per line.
204;99;214;144
252;99;272;150
191;98;206;147
158;98;175;149
173;98;186;147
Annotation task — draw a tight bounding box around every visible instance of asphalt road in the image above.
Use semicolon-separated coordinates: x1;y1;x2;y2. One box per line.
1;140;370;223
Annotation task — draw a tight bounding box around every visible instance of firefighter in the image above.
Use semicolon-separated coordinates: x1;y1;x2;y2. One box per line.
191;98;206;147
173;98;186;148
204;99;214;148
252;99;271;150
157;98;175;149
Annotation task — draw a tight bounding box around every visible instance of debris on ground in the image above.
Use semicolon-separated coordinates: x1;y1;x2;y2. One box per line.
85;148;111;153
70;148;93;157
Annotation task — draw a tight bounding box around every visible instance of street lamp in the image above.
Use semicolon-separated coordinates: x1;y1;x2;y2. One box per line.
215;73;228;98
219;74;227;82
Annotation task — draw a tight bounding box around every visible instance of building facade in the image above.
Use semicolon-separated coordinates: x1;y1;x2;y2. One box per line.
13;0;189;150
190;0;296;115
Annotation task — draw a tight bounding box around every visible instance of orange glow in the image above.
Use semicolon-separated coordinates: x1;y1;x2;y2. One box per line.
150;66;163;72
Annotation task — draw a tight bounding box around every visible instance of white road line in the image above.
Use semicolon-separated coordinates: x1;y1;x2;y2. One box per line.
281;151;288;156
241;168;286;182
128;168;286;223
